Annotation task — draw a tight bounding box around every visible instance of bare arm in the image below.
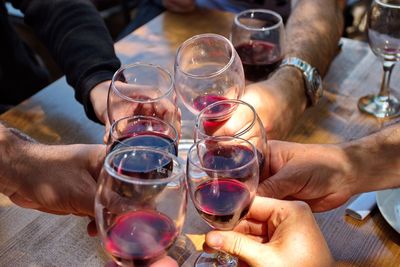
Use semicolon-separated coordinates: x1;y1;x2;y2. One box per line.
342;123;400;194
247;0;345;139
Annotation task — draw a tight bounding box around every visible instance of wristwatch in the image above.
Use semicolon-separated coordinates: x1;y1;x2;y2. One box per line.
280;57;323;106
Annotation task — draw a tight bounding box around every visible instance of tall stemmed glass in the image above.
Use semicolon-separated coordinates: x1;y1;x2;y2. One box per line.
195;99;268;179
174;33;245;117
187;137;259;267
108;115;178;155
358;0;400;118
107;63;179;131
231;9;285;82
95;147;187;267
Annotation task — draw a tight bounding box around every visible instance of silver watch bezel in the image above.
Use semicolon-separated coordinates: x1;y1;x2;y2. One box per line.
280;57;323;106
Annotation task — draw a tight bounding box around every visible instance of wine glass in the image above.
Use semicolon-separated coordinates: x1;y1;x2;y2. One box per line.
108;115;178;156
174;33;245;116
195;99;268;179
230;9;285;82
187;136;259;267
358;0;400;118
107;62;179;130
95;147;187;267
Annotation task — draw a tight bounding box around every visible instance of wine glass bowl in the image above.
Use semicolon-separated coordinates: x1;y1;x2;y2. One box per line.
195;99;269;179
358;0;400;118
174;33;245;115
187;137;259;266
107;62;179;129
108;115;178;155
95;147;187;267
231;9;285;82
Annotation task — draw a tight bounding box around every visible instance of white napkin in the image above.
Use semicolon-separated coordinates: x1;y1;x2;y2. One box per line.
345;192;377;220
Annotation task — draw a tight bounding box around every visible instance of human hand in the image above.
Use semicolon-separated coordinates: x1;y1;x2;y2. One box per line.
257;140;356;212
0;127;106;216
205;197;333;267
162;0;196;13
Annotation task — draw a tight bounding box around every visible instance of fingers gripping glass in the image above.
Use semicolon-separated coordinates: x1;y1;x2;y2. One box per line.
187;137;259;267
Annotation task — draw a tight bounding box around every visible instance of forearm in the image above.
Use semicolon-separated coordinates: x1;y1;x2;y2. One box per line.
11;0;120;122
286;0;344;75
341;124;400;193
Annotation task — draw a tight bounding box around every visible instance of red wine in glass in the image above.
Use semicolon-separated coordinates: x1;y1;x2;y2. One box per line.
235;40;282;82
105;210;177;267
194;179;251;230
111;132;178;156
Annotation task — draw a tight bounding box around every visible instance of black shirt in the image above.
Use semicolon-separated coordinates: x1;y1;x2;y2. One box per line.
1;0;121;122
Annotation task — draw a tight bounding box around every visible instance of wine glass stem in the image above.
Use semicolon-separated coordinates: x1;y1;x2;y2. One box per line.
379;61;395;98
216;251;237;266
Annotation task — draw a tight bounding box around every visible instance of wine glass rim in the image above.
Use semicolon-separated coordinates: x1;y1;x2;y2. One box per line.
175;33;236;79
104;147;184;185
374;0;400;8
188;136;259;173
234;9;283;31
111;62;174;103
195;99;257;139
109;115;179;144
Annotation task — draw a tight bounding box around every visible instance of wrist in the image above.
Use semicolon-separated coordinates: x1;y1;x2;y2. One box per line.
268;66;308;113
90;80;110;124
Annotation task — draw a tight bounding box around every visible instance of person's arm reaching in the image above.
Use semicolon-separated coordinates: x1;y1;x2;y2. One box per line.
258;123;400;212
244;0;345;139
10;0;120;123
0;122;105;216
205;197;334;267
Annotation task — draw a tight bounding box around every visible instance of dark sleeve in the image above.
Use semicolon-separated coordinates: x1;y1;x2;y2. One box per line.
10;0;121;123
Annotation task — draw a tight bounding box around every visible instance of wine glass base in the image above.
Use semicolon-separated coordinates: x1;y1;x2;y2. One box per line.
358;94;400;118
195;252;238;267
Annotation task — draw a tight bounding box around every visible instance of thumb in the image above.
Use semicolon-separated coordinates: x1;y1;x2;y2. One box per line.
206;231;263;266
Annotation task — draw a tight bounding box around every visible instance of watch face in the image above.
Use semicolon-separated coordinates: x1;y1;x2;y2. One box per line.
311;69;323;98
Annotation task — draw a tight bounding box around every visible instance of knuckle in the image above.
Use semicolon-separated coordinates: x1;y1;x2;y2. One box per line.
291;200;312;213
230;236;244;255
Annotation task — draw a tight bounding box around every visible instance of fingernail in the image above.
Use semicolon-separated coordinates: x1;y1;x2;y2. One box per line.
207;232;223;248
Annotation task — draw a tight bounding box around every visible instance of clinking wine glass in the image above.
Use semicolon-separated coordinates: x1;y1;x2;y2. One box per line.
108;115;178;156
95;147;187;267
187;137;259;267
195;99;268;179
358;0;400;118
107;62;180;133
230;9;285;82
174;33;245;116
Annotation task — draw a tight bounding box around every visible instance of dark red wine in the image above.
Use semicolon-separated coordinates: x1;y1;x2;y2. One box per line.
193;94;229;112
111;132;177;156
202;144;264;183
194;179;251;230
235;41;281;81
105;210;177;266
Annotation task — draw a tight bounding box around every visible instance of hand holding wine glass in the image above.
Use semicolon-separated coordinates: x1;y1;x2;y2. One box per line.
187;137;259;267
358;0;400;118
205;197;333;267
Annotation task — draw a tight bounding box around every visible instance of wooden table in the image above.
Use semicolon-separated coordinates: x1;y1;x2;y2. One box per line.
1;9;399;267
